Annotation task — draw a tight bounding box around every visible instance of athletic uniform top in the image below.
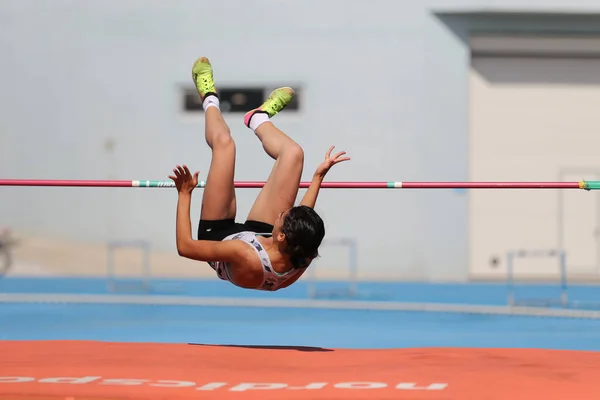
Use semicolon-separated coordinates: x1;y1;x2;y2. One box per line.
208;231;301;291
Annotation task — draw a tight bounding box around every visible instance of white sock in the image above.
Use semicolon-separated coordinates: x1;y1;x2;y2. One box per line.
202;95;219;111
249;112;269;131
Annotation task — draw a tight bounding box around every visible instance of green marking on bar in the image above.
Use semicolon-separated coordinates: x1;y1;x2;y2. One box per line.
387;182;395;188
145;180;173;187
584;181;600;191
137;180;206;188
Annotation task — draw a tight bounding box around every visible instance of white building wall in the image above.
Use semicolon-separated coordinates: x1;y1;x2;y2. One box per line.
2;0;600;280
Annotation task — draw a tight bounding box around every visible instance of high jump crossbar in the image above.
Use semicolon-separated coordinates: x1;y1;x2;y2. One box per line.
1;179;600;190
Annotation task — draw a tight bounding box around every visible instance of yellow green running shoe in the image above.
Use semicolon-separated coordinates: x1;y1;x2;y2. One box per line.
244;87;294;127
191;57;217;101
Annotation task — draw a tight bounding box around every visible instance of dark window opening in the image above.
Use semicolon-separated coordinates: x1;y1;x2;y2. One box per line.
183;86;300;113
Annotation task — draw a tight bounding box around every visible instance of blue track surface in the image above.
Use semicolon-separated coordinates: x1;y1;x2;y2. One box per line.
2;277;600;351
3;276;600;304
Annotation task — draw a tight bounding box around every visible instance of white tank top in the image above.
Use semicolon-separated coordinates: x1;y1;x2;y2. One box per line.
208;231;301;291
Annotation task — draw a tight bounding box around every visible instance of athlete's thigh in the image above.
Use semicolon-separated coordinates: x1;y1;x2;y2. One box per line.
200;144;237;220
246;156;302;225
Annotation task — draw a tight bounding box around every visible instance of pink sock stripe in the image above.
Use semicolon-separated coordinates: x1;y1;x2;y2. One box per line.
244;109;268;128
243;112;253;127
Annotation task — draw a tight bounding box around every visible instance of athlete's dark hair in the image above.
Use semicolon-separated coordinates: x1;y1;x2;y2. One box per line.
281;205;325;269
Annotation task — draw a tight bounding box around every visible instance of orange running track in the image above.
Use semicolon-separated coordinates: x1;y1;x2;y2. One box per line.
0;340;599;400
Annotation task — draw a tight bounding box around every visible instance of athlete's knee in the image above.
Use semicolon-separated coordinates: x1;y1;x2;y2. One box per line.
210;132;235;151
282;142;304;163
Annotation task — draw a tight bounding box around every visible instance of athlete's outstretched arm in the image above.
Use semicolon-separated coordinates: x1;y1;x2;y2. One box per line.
300;146;350;208
169;165;250;263
299;173;324;208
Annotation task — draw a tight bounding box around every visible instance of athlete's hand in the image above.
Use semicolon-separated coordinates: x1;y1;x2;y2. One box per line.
168;165;199;194
314;146;350;178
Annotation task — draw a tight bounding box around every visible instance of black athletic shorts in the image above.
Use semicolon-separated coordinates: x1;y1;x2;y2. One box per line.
197;219;274;242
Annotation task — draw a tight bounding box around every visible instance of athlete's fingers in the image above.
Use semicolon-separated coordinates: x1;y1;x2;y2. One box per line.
183;165;191;176
325;146;334;159
332;151;346;159
333;157;351;165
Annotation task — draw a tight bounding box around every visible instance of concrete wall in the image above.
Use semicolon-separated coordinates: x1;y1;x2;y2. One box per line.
2;0;600;279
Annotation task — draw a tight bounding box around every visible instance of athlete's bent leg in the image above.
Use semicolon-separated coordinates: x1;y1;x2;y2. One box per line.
244;88;303;226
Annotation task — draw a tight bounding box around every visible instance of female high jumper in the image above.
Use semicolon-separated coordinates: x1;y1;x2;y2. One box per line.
169;57;350;291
